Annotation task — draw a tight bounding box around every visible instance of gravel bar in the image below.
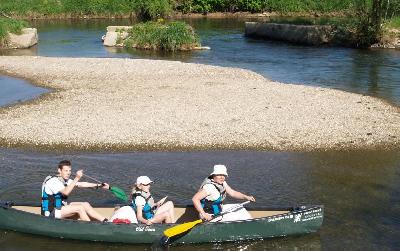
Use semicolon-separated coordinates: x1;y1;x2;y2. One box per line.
0;56;399;151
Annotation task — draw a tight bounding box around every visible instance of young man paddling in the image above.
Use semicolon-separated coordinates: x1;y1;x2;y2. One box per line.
41;160;109;221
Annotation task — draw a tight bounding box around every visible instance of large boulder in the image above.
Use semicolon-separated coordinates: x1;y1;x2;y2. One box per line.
245;22;334;46
103;26;130;47
5;28;38;49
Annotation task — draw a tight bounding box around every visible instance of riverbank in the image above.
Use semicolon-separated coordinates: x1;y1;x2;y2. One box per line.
0;56;399;152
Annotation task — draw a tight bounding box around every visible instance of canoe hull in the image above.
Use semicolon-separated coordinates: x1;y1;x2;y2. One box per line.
0;204;323;244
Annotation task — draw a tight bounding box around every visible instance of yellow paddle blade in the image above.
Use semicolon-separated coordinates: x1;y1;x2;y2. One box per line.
163;219;203;238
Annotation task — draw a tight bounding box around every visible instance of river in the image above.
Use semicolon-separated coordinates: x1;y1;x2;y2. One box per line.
0;18;399;250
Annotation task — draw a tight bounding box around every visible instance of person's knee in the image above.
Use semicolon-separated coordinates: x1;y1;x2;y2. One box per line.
82;202;92;209
78;205;86;214
165;201;174;208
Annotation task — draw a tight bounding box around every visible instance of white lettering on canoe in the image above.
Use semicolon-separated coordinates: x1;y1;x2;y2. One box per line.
267;214;293;222
267;208;323;223
135;226;156;232
294;213;302;223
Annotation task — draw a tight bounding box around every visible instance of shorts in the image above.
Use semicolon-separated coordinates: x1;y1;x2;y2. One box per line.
49;209;62;219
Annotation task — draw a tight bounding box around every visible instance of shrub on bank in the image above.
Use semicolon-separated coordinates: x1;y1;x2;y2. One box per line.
386;16;400;29
131;0;172;21
0;0;132;15
0;18;28;45
174;0;356;13
0;0;360;16
124;21;200;51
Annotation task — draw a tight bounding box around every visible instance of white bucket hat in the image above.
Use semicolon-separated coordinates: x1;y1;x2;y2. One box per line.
210;164;228;177
136;176;153;185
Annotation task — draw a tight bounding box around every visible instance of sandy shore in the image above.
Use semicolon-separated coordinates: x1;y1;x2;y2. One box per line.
0;56;399;151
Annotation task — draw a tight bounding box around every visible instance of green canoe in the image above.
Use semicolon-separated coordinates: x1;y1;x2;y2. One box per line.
0;202;323;245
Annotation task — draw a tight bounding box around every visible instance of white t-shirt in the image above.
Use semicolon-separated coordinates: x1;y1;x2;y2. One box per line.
44;177;73;196
134;196;147;207
202;181;227;201
42;177;73;218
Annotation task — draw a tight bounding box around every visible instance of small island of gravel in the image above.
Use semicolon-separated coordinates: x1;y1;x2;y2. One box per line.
0;56;399;151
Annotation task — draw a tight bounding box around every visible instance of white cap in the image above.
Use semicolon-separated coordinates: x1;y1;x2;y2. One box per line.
136;176;153;185
210;164;228;177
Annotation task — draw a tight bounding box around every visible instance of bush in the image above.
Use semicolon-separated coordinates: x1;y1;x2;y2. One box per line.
0;18;28;44
386;16;400;28
125;21;200;51
131;0;172;21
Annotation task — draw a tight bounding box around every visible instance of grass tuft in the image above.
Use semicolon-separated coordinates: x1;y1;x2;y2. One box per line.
0;18;28;44
126;21;200;51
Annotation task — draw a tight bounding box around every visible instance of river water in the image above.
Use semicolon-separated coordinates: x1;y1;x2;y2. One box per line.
0;18;399;250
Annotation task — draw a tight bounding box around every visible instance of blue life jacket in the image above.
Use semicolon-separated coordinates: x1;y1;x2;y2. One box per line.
41;176;68;216
131;191;155;220
200;178;226;216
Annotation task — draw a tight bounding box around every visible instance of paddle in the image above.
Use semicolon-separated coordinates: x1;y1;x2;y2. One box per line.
163;201;251;241
82;174;128;202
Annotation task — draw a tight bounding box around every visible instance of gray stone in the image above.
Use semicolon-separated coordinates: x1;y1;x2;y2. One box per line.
245;22;334;46
6;28;38;49
103;26;130;47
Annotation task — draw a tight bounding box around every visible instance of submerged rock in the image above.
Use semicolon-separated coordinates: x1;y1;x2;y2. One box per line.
245;22;334;46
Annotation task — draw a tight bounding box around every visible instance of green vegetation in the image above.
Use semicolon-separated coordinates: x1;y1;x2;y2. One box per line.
1;0;398;18
124;21;200;51
0;0;373;16
131;0;172;21
386;16;400;28
174;0;356;13
0;18;28;45
1;0;399;48
0;0;132;15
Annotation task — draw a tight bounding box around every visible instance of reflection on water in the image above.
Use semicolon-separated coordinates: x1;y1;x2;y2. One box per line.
0;231;321;251
0;148;399;250
0;46;38;56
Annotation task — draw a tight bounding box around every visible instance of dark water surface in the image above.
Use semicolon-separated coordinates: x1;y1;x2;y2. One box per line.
0;18;400;250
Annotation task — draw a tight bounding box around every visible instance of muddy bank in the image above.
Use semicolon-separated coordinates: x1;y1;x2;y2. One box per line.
0;56;399;151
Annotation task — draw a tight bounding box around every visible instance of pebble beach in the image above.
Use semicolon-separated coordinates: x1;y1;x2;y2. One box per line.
0;56;399;151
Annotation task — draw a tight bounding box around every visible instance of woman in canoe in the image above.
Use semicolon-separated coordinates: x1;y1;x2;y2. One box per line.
192;164;256;222
131;176;175;225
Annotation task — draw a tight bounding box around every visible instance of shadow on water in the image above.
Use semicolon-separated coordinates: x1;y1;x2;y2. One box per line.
0;148;399;249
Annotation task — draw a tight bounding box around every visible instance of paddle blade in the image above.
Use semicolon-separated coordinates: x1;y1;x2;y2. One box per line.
110;186;128;202
163;219;203;238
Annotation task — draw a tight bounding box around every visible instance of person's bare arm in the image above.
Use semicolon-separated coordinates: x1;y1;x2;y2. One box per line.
76;182;110;190
60;170;83;196
192;189;213;221
224;183;255;202
136;206;153;225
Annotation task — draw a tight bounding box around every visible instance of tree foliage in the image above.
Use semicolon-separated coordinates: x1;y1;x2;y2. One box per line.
350;0;387;47
130;0;172;21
